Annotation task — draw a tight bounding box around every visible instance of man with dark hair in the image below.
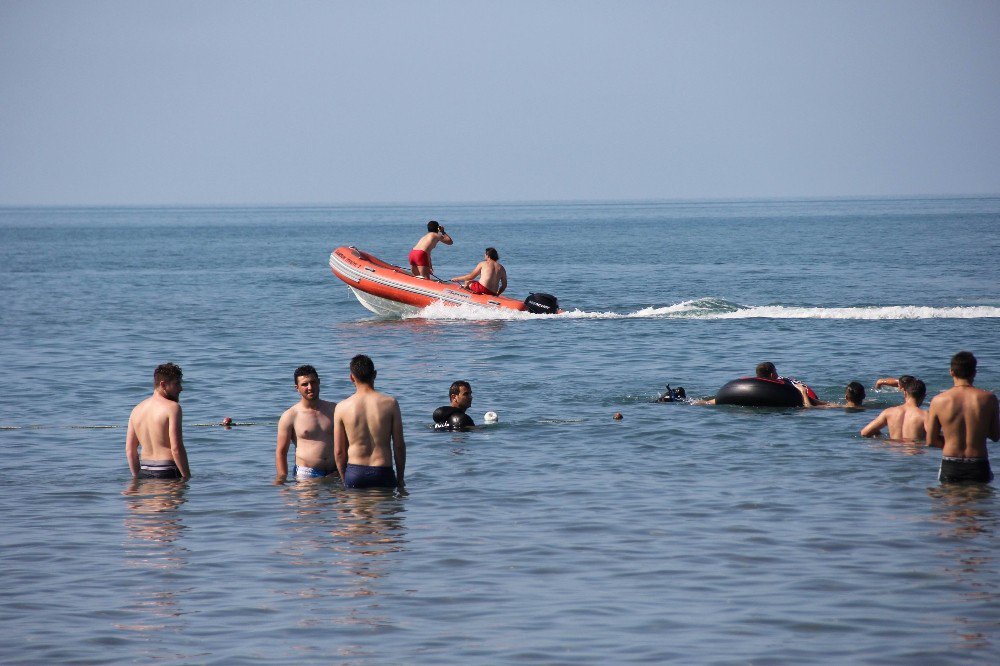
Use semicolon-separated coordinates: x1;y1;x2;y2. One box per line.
125;363;191;479
861;379;927;440
756;362;777;379
334;355;406;489
844;382;867;408
276;365;337;481
928;351;999;483
874;374;915;391
409;220;453;278
433;380;475;430
452;247;507;296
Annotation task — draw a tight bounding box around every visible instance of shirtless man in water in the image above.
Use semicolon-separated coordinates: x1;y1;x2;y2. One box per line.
125;363;191;479
861;379;927;441
333;355;405;489
409;220;453;278
452;247;507;296
276;365;337;481
927;351;999;483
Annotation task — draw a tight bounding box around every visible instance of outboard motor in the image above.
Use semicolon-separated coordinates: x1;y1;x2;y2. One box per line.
524;292;559;314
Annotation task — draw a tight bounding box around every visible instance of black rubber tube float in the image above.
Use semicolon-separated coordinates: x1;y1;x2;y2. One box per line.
714;377;804;407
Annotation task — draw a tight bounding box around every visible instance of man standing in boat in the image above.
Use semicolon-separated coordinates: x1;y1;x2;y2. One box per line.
452;247;507;296
409;220;452;278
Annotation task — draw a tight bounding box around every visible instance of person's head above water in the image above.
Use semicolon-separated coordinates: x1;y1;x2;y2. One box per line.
449;380;473;410
485;247;498;261
154;362;182;388
845;381;866;406
755;362;777;380
904;378;927;405
350;354;377;386
950;351;977;381
427;220;440;233
294;364;318;383
153;362;183;400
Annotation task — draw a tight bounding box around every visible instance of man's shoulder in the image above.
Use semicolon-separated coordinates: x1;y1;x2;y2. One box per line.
318;398;337;414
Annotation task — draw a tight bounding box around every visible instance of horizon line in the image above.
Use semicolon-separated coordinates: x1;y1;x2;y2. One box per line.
2;192;999;210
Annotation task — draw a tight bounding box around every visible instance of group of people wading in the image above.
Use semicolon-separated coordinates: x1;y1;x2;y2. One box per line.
123;223;998;489
691;352;999;484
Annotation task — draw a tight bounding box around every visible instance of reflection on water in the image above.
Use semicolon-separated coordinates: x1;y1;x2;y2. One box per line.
927;483;998;651
277;481;408;637
118;479;189;634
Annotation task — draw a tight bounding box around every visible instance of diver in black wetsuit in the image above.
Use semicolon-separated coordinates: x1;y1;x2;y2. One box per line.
655;385;687;403
433;380;476;431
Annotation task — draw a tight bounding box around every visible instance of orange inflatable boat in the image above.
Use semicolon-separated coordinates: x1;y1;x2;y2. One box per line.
329;246;560;317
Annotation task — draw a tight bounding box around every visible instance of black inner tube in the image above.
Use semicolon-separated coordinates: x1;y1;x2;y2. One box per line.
714;377;804;407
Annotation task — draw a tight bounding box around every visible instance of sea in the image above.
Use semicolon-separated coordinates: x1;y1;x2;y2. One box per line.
1;197;999;664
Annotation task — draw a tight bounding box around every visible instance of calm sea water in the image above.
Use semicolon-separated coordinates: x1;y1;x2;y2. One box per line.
1;198;999;664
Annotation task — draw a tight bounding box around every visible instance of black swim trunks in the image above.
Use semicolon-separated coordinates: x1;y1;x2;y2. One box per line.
939;456;993;484
139;460;182;479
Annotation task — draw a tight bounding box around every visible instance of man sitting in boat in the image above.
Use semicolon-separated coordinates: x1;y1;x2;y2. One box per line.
409;220;453;278
452;247;507;296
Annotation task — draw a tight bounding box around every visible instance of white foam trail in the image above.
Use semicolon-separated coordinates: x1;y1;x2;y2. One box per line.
405;298;1000;321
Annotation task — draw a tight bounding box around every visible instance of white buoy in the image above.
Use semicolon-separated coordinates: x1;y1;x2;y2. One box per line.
484;411;498;424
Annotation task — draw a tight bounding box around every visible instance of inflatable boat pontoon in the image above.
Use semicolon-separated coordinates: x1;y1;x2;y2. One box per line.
329;246;560;317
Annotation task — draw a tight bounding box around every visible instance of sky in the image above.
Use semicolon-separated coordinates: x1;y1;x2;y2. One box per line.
1;0;999;206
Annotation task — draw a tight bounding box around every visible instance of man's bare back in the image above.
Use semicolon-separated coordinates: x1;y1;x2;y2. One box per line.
276;367;336;480
452;248;507;295
861;404;927;441
928;385;999;457
334;355;405;489
413;231;447;254
125;363;190;479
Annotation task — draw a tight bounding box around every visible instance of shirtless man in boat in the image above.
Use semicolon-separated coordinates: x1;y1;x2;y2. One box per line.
409;220;453;278
125;362;191;479
860;378;927;440
927;351;999;483
452;247;507;296
276;365;337;482
334;355;406;489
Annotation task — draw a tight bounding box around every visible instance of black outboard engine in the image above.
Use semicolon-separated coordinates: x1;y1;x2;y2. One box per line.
524;292;559;314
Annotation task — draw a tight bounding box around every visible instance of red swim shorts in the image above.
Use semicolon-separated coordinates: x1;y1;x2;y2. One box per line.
408;249;431;267
467;280;496;296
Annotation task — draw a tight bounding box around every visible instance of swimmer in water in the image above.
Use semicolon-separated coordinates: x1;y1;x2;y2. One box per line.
927;351;999;483
802;381;867;409
874;374;916;391
861;379;927;441
125;362;191;480
409;220;453;279
276;365;337;482
433;380;476;430
334;355;406;489
696;362;819;406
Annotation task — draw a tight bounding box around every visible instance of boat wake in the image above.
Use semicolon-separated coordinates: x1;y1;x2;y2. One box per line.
407;298;1000;321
